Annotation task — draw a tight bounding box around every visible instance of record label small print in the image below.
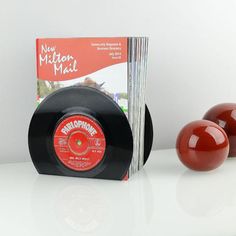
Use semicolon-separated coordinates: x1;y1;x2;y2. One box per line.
53;114;106;171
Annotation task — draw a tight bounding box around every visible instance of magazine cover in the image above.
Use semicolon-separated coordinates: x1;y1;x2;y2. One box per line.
37;38;128;114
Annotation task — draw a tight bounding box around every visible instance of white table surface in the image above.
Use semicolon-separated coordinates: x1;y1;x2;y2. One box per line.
0;149;235;236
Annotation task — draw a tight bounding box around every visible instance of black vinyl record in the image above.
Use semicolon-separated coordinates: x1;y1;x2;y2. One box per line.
144;105;153;165
28;86;133;180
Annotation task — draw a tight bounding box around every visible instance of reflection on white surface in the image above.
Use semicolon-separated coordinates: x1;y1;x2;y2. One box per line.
0;150;236;235
176;158;236;218
30;169;153;236
176;170;226;217
55;184;108;233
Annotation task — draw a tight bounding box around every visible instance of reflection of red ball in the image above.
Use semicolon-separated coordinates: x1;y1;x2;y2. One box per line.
203;103;236;157
176;120;229;171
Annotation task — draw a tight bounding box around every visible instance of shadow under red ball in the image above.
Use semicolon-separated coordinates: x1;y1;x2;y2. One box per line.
176;120;229;171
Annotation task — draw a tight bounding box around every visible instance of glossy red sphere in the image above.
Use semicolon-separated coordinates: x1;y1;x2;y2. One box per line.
203;103;236;157
176;120;229;171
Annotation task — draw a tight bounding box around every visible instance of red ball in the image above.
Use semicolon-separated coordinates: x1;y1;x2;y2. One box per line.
203;103;236;157
176;120;229;171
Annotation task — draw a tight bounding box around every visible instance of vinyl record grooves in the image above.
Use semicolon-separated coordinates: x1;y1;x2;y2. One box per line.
144;105;153;165
28;86;133;180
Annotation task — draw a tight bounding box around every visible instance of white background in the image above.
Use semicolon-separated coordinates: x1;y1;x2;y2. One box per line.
1;0;236;162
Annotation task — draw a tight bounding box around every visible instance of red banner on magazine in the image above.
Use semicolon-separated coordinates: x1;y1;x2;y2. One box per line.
36;38;128;81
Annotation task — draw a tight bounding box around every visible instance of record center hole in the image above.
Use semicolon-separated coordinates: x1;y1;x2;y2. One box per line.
76;140;82;146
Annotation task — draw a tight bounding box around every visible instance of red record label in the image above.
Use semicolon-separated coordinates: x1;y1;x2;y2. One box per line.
53;115;106;171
